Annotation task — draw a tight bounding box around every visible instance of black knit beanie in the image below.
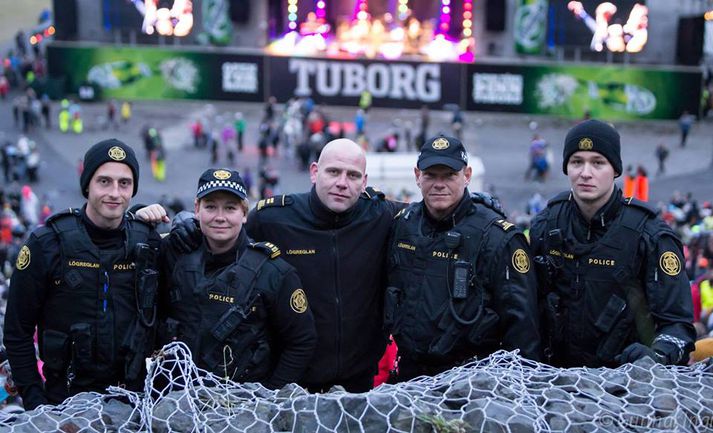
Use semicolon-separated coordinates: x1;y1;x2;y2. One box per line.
80;138;139;198
562;119;622;177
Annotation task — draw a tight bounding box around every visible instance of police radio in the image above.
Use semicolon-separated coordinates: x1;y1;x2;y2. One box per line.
445;231;469;299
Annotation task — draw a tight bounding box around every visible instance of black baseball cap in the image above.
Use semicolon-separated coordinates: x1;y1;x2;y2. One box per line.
417;134;468;170
196;168;248;200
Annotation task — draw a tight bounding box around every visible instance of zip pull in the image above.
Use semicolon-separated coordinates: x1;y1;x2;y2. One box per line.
600;214;605;227
654;267;658;282
505;266;510;281
102;271;109;313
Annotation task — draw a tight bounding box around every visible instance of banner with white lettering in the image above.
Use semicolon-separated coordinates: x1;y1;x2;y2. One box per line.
268;56;462;109
466;63;701;120
47;45;265;101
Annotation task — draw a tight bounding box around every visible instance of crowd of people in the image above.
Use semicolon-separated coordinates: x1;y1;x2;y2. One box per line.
0;116;709;415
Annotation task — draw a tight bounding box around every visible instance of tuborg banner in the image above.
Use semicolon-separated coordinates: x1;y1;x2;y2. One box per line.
47;44;701;120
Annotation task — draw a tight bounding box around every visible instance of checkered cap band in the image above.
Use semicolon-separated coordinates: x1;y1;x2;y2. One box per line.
196;179;247;199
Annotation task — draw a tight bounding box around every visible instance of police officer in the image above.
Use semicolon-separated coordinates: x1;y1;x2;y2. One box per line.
245;139;404;392
530;120;696;367
157;168;317;388
386;135;541;381
4;139;160;410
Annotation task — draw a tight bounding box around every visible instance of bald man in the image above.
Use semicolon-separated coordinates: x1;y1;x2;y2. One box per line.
246;138;404;392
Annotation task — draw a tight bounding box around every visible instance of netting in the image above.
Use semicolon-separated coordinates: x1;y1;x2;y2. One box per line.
1;341;713;432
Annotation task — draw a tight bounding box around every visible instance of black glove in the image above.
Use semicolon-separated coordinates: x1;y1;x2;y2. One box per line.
615;343;664;365
168;211;202;254
471;192;505;217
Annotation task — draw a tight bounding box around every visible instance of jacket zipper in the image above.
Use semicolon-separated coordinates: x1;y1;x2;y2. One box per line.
332;230;342;378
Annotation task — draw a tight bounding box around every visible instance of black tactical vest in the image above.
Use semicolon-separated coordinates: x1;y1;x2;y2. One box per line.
542;194;655;367
168;243;277;382
387;202;504;363
41;209;151;389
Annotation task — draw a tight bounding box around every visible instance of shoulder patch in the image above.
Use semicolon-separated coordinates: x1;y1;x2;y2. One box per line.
623;196;658;216
290;288;308;313
362;186;385;200
659;251;681;276
16;245;31;270
250;241;281;259
256;195;291;211
45;208;80;225
494;219;516;231
511;248;530;273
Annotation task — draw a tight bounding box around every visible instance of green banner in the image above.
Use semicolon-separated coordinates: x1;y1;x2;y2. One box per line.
468;63;702;120
47;45;264;101
514;0;547;55
524;65;701;120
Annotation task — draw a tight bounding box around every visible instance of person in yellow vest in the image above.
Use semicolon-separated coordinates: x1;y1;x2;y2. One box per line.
359;90;372;113
71;112;83;134
58;99;70;133
120;101;132;124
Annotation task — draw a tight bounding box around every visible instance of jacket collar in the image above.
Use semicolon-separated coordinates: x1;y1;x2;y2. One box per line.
308;186;358;229
422;189;472;233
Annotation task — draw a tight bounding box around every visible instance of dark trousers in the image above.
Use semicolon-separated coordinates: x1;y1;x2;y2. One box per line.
303;370;374;393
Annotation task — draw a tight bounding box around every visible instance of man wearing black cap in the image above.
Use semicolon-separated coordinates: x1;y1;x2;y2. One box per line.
384;134;541;381
157;168;317;388
530;119;695;368
4;138;161;409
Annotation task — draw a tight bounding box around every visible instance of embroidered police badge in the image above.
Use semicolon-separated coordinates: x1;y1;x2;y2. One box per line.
16;245;30;270
659;251;681;276
432;137;449;150
512;249;530;273
578;138;593;150
290;289;308;313
213;169;232;180
108;146;127;161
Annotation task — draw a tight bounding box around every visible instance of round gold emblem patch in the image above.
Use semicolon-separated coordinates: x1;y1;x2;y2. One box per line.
659;251;681;276
578;138;593;150
512;249;530;273
432;137;450;150
108;146;127;161
290;288;308;313
16;245;30;270
213;169;232;180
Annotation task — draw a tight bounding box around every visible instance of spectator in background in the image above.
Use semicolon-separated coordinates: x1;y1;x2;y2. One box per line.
655;143;669;176
679;110;694;148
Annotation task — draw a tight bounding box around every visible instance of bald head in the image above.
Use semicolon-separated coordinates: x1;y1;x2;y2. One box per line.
310;139;368;213
317;139;367;170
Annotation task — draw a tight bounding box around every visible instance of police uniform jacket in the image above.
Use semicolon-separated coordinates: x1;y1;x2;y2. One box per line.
3;207;160;410
530;187;696;367
246;187;403;388
386;191;541;369
159;228;317;389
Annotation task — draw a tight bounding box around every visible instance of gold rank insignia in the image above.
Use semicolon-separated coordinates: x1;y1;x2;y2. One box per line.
16;245;30;270
578;138;593;150
290;288;308;313
432;137;449;150
264;242;281;259
108;146;127;161
495;219;515;231
512;249;530;273
659;251;681;276
213;169;231;180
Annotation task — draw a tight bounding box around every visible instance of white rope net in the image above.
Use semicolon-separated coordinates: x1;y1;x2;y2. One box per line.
1;341;712;432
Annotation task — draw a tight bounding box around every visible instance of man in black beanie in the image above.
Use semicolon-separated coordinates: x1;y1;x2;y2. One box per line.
530;119;695;368
4;138;163;410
